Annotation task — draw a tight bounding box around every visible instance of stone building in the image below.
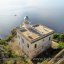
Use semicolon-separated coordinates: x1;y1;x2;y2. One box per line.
17;16;54;59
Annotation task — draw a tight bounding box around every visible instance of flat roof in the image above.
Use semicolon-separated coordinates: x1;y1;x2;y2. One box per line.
22;30;41;42
17;27;42;43
17;24;54;43
34;24;54;35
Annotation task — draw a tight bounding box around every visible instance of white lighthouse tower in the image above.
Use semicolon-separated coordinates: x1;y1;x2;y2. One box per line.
22;16;31;29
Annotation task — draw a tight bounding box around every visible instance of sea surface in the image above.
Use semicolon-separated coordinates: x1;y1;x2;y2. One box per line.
0;8;64;38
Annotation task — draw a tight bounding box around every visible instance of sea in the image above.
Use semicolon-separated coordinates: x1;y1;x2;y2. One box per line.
0;8;64;39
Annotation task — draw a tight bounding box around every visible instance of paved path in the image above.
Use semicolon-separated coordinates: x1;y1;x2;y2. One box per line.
51;41;59;49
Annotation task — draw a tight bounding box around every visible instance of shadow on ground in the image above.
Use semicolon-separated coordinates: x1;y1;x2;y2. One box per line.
32;47;61;64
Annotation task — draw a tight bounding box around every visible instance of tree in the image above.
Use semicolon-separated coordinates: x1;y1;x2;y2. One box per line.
53;33;60;42
53;34;60;39
60;34;64;42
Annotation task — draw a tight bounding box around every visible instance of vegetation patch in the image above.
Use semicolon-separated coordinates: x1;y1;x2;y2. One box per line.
53;33;64;49
0;29;30;64
59;42;64;48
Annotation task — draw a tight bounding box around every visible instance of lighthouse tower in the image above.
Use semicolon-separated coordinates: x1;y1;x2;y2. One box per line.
22;16;31;29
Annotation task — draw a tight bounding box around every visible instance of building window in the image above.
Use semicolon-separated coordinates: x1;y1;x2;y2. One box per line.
34;44;37;48
27;44;29;48
22;38;24;43
49;37;51;40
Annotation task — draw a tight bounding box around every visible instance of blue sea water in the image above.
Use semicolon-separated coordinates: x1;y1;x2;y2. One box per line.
0;7;64;38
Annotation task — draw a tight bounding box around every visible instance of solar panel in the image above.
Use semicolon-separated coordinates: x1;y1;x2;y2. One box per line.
28;36;33;39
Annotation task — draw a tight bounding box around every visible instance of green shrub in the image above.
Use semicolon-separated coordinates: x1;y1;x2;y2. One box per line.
53;33;64;42
5;35;13;42
59;42;64;48
0;40;8;45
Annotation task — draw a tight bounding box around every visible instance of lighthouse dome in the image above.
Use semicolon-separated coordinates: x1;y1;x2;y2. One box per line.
22;16;31;29
24;16;29;20
24;16;30;24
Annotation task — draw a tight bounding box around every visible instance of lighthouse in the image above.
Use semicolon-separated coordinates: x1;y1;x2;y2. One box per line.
17;16;54;59
22;16;31;29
